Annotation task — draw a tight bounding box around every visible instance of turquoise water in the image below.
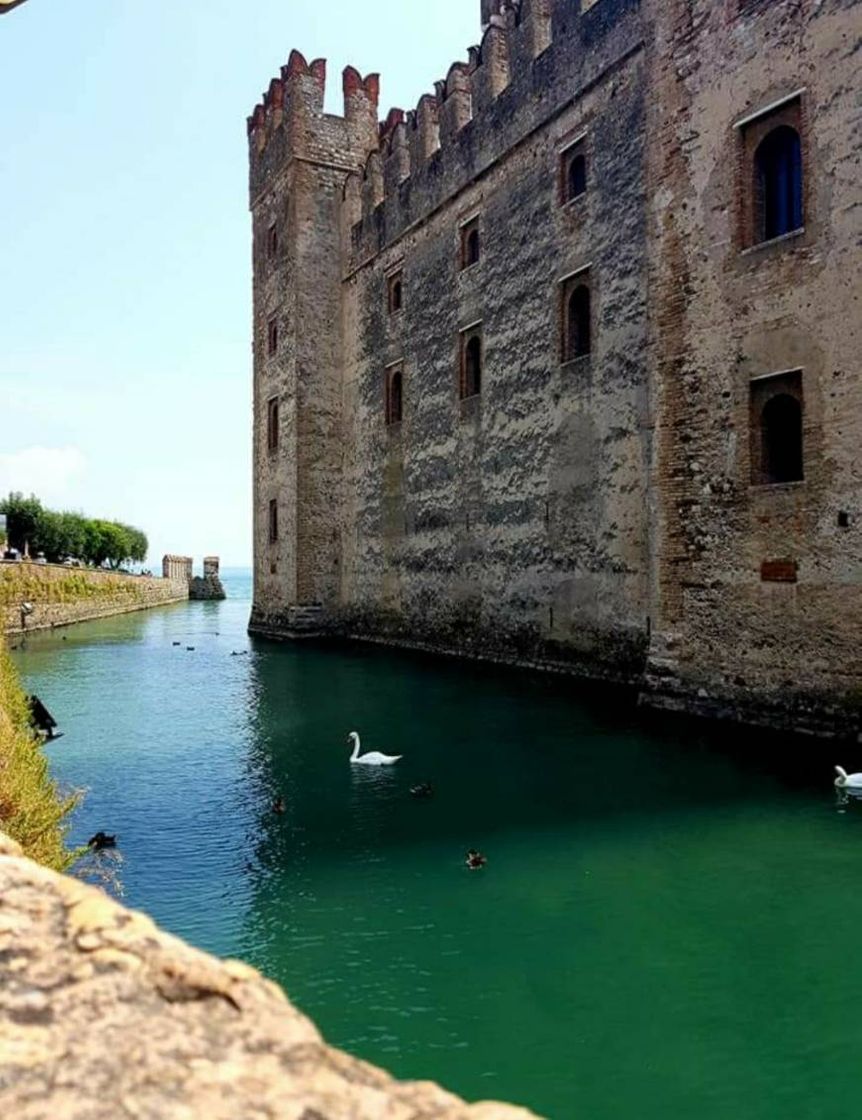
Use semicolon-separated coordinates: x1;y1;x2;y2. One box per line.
11;570;862;1119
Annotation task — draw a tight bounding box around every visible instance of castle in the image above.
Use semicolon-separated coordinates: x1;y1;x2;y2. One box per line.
248;0;861;737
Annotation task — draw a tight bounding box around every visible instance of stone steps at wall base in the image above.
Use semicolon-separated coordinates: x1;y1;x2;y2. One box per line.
248;604;328;639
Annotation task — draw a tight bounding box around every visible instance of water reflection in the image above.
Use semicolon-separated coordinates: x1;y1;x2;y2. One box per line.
12;574;862;1120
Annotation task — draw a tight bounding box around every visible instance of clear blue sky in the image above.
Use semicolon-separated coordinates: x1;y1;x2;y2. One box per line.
0;0;478;566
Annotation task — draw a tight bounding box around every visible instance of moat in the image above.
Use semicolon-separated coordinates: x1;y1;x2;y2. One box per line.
12;570;862;1120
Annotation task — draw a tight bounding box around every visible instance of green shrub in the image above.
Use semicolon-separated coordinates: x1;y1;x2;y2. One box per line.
0;643;80;870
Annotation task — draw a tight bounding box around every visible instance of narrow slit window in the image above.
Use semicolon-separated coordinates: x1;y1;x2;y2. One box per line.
460;329;483;399
267;222;278;259
268;499;279;543
561;278;592;362
387;271;403;315
460;218;480;270
385;366;403;425
561;141;587;205
267;317;278;356
267;396;279;452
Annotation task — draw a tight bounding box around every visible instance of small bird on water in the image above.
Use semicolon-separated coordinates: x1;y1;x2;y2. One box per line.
465;849;487;870
87;831;116;851
272;797;286;814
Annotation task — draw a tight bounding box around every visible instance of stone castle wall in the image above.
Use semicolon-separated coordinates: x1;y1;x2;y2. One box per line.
643;0;862;735
1;562;188;635
248;0;862;734
0;830;539;1120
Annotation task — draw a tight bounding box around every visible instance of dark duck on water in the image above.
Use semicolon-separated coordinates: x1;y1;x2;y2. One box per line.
87;831;117;851
465;849;487;870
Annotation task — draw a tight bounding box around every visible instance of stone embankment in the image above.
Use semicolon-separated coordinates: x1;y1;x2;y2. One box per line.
0;830;541;1120
1;562;188;635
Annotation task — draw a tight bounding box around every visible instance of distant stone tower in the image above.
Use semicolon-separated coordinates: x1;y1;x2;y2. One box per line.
189;556;226;602
247;52;379;638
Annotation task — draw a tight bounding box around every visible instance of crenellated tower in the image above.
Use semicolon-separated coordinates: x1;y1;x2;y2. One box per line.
248;51;379;637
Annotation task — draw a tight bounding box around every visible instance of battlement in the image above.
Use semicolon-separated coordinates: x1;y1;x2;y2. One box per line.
343;0;642;265
247;49;380;202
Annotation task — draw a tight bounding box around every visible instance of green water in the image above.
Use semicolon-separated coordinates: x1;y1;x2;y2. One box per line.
11;571;862;1119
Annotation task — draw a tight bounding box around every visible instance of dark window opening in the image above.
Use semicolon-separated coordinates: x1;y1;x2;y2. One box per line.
267;396;279;452
461;332;482;399
387;273;403;314
760;393;803;483
267;318;278;356
565;284;591;360
268;499;279;544
267;222;278;259
754;125;803;243
460;219;480;269
561;142;587;204
386;367;403;425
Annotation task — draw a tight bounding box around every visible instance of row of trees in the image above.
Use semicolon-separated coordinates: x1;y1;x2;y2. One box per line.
0;494;148;569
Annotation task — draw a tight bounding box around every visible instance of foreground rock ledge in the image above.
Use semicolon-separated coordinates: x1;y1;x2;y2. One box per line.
0;833;541;1120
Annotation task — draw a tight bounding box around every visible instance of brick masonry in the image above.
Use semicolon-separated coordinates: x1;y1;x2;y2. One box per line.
248;0;862;737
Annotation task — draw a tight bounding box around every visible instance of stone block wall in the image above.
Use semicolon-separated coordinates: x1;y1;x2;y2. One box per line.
248;0;862;734
641;0;862;736
1;563;188;635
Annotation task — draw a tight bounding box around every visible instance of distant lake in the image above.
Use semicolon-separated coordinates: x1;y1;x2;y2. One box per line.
12;567;862;1119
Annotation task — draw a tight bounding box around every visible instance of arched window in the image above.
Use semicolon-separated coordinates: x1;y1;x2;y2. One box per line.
566;284;591;360
462;333;482;398
386;367;403;425
460;217;481;269
387;271;403;314
761;393;803;483
754;125;803;242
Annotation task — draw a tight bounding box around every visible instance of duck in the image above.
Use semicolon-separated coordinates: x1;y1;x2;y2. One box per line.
834;766;862;789
347;731;402;766
87;831;116;851
272;797;286;814
410;782;434;799
465;849;487;870
186;646;196;652
172;641;181;647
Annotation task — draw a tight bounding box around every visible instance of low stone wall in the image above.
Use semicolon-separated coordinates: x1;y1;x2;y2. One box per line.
1;562;188;635
0;831;541;1120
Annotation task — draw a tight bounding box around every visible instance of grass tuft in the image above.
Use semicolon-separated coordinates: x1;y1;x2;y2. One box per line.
0;642;81;870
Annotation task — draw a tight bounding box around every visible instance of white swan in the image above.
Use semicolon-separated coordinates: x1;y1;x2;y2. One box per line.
348;731;401;766
834;766;862;789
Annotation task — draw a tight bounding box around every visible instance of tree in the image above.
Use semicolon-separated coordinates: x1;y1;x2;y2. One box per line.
1;494;148;568
0;493;44;554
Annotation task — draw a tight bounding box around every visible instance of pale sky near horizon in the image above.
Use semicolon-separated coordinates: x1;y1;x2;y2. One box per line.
0;1;478;566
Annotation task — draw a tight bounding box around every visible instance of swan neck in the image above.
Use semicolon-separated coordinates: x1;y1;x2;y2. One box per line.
350;735;361;761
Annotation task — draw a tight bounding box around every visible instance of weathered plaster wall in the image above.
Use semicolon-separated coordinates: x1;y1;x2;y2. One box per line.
340;10;649;677
1;563;188;635
0;830;541;1120
642;0;862;735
